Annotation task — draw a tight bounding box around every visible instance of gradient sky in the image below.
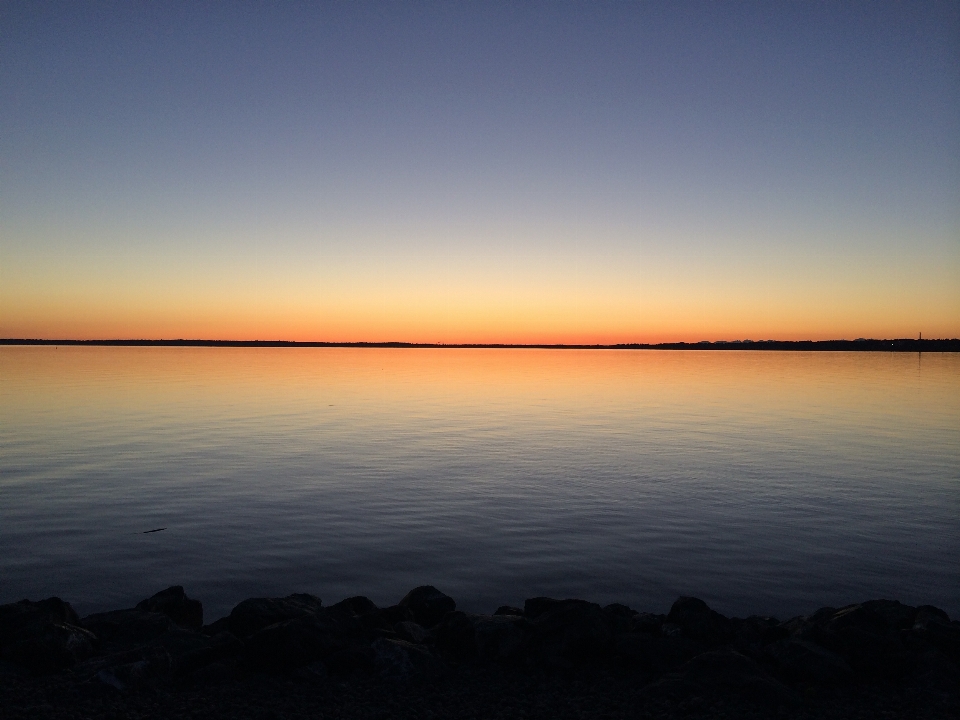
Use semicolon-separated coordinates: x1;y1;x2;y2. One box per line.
2;1;958;342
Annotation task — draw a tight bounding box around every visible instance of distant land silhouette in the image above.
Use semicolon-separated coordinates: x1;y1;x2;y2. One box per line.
2;338;958;351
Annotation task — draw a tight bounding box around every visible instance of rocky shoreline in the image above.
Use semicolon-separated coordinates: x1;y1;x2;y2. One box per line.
2;587;958;719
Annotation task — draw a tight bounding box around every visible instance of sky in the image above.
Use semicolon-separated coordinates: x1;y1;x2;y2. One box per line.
2;1;958;343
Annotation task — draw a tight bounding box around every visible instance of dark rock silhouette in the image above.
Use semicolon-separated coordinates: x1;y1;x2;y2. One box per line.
668;596;734;647
763;638;852;684
527;598;613;667
0;597;97;672
641;648;792;705
2;587;958;717
393;620;428;644
134;585;203;630
82;609;175;645
216;592;323;639
243;613;369;673
397;585;456;628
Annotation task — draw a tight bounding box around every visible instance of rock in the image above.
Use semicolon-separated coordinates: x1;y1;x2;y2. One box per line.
914;605;950;626
433;612;533;664
200;616;231;636
615;632;651;665
95;658;158;692
494;606;524;617
859;599;919;631
394;621;429;644
358;612;396;635
527;598;613;667
327;596;393;635
764;638;852;684
380;604;415;624
797;601;916;679
661;622;682;637
0;597;80;630
329;596;378;616
163;628;243;677
473;614;531;662
242;614;341;671
642;649;792;705
174;632;243;675
0;598;98;673
242;609;368;673
186;658;238;685
434;611;477;663
615;632;702;672
602;603;637;634
523;597;559;619
135;586;203;630
323;644;376;674
911;607;960;665
225;593;323;638
82;609;174;645
397;586;456;628
291;660;328;683
667;597;734;646
732;615;787;658
630;612;665;635
371;637;442;678
80;609;242;686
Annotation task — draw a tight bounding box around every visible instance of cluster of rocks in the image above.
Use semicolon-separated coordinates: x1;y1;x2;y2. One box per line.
2;586;958;714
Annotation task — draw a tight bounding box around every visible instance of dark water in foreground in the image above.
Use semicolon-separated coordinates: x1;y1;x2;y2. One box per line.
1;347;957;621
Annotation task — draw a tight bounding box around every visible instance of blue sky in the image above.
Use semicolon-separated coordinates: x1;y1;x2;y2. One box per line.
2;1;958;341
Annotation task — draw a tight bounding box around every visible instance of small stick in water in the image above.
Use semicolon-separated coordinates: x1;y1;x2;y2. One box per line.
142;528;167;534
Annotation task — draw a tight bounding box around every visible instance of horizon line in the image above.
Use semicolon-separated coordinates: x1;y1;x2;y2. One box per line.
2;338;958;352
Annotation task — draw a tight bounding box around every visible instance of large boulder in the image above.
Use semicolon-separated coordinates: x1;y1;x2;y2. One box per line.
329;596;378;616
94;657;164;691
242;609;368;673
397;586;456;628
80;607;244;688
764;638;852;684
629;612;666;635
602;603;638;634
327;596;394;635
911;606;960;665
82;609;174;645
380;604;415;625
0;598;98;673
371;637;442;678
224;593;323;638
526;598;613;667
394;620;429;644
667;597;734;647
135;586;203;630
434;611;477;663
473;614;531;662
169;630;243;679
523;597;559;619
642;649;792;705
0;596;79;630
434;612;533;664
794;601;917;679
731;615;787;658
615;632;702;672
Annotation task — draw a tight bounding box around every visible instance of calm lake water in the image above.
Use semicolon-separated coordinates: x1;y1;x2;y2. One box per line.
1;347;958;621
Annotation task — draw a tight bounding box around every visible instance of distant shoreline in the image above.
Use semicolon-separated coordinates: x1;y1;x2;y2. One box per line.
1;338;958;351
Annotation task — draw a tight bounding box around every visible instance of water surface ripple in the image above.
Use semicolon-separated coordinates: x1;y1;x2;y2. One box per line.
1;347;957;620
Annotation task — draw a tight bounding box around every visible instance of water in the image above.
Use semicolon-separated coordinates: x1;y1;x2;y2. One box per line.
1;347;957;622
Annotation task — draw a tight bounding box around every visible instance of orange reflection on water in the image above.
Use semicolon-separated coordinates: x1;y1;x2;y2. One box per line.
3;347;957;434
